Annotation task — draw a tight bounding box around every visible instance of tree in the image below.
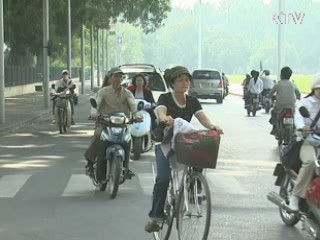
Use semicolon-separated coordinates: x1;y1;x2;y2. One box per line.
4;0;171;66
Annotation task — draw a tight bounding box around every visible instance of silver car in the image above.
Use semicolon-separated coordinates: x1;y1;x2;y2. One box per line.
189;69;224;104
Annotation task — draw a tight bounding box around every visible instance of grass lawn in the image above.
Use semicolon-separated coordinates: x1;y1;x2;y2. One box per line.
229;74;314;94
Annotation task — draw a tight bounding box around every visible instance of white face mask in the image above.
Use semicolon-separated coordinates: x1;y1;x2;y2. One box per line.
63;76;68;81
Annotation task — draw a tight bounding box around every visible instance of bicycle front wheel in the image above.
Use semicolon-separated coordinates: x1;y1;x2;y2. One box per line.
177;171;211;240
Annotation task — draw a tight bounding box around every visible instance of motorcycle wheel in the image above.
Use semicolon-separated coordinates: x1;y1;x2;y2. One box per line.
107;155;121;199
63;109;67;133
279;175;300;226
252;104;257;117
59;109;63;134
265;102;270;114
246;107;251;116
133;137;142;160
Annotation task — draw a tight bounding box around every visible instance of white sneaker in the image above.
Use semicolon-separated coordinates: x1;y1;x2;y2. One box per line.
288;195;299;211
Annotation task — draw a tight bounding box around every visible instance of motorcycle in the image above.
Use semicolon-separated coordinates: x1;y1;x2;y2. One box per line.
267;106;320;239
88;98;142;199
261;89;272;113
276;107;295;147
130;99;154;160
246;93;260;117
52;90;72;134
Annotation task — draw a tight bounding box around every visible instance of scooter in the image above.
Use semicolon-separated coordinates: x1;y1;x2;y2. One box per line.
130;99;154;160
88;98;141;199
261;89;272;113
267;106;320;239
246;93;260;117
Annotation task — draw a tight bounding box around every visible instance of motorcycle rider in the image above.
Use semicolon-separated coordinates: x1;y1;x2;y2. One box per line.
129;73;157;130
84;67;137;181
242;73;251;107
55;70;77;124
144;66;223;233
222;72;229;96
260;70;274;98
246;70;263;109
288;75;320;211
268;66;301;135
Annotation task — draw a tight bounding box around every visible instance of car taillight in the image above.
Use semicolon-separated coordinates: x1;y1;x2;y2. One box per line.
218;80;224;88
281;108;294;118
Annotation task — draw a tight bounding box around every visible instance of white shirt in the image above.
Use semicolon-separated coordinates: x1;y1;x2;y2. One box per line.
260;75;274;90
295;96;320;143
247;77;263;94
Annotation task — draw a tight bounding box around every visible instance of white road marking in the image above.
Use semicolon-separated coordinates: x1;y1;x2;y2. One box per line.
62;174;94;197
137;173;154;196
0;174;31;198
205;172;249;195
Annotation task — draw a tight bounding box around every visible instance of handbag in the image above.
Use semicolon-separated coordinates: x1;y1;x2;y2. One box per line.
281;139;303;172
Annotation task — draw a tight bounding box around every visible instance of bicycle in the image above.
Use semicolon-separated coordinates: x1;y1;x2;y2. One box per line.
53;91;73;134
152;129;220;240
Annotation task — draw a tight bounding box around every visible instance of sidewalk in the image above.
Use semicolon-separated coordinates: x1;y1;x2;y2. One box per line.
0;81;94;137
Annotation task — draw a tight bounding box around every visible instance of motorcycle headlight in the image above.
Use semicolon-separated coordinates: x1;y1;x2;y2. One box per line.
110;116;125;125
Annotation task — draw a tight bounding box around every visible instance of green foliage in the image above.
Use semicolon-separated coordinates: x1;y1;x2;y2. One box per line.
4;0;171;66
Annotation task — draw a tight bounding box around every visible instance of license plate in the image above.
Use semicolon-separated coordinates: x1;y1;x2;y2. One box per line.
253;98;259;103
283;118;293;124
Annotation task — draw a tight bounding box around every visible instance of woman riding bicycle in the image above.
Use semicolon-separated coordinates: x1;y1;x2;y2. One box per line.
144;66;223;233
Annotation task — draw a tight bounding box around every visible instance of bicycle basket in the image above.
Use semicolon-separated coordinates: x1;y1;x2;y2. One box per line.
174;130;221;169
56;98;67;108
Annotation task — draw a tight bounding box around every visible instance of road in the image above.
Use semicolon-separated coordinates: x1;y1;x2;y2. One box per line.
0;94;313;240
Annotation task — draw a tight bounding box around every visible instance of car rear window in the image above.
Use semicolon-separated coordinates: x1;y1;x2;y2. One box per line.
192;71;221;80
123;72;166;92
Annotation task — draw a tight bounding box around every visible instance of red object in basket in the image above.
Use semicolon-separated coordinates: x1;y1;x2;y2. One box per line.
174;130;221;169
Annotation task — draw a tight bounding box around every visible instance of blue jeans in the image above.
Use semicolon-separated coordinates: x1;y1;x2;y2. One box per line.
148;145;171;221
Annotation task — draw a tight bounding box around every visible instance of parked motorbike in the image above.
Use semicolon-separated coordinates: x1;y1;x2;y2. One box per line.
52;90;72;134
261;89;272;113
267;106;320;239
246;93;260;117
276;107;295;147
88;98;142;199
130;99;154;160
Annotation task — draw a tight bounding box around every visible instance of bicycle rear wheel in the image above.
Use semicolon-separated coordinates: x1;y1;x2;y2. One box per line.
152;199;174;240
177;171;211;240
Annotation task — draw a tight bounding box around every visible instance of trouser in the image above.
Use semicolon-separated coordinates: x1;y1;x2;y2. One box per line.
52;100;56;116
269;106;281;126
148;145;171;221
84;124;104;163
95;138;131;183
69;98;74;115
292;142;316;198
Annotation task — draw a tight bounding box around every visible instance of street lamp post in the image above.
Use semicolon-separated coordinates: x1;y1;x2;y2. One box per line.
278;0;285;80
0;0;5;123
197;0;202;69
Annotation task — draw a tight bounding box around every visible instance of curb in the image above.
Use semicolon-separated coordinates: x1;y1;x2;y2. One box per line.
0;93;93;138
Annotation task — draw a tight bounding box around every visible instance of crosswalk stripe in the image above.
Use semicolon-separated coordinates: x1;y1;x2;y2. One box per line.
62;174;94;197
205;172;249;195
0;174;31;198
137;173;154;196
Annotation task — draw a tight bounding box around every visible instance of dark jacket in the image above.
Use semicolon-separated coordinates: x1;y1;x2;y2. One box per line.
130;88;155;104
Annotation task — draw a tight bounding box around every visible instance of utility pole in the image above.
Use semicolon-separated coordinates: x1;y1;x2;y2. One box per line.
96;28;100;86
80;24;85;94
67;0;71;74
197;0;202;69
43;0;50;108
90;25;94;90
0;0;5;123
278;0;285;80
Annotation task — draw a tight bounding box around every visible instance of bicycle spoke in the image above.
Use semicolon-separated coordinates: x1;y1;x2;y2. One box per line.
177;172;211;240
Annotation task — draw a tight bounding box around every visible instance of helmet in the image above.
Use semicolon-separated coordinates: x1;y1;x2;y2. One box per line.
311;74;320;90
61;69;69;75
